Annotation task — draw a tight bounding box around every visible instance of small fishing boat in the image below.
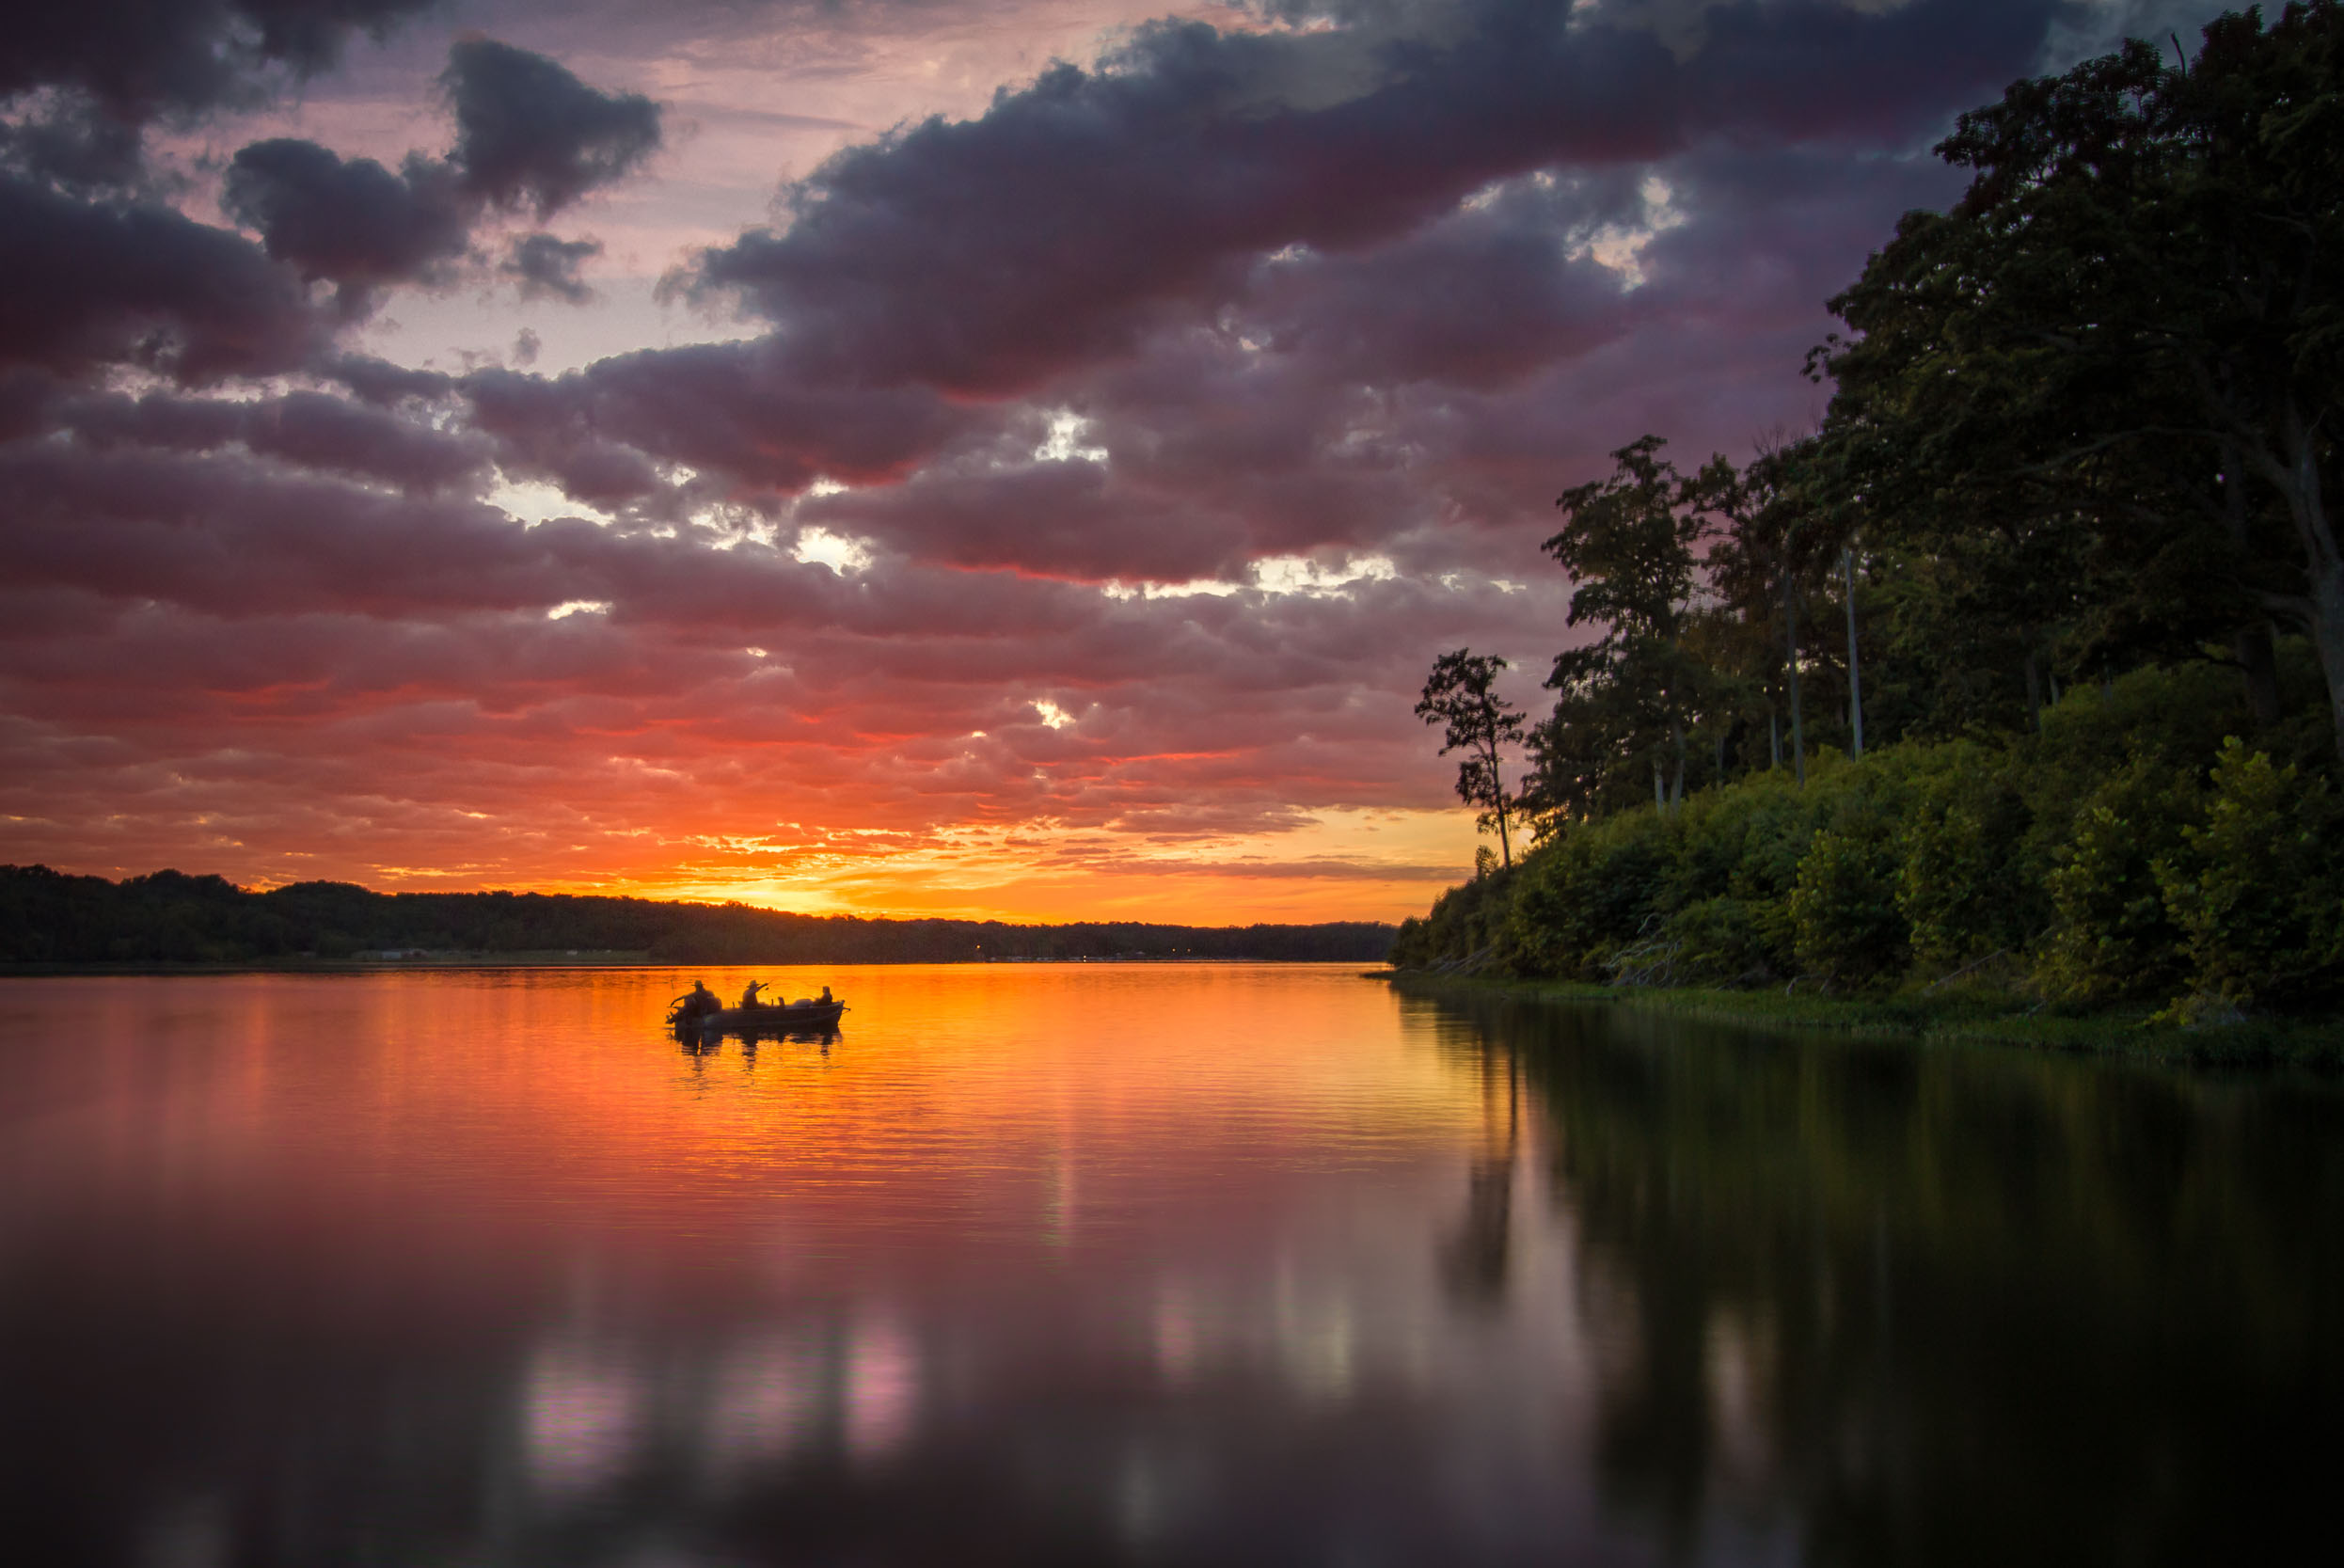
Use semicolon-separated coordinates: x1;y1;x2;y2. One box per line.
668;990;845;1034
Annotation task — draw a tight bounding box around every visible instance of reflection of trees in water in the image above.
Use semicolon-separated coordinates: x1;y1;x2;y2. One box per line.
1441;1043;1518;1307
1437;990;2344;1565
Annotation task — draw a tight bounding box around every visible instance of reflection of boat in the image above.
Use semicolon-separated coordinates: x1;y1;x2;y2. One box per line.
668;995;847;1035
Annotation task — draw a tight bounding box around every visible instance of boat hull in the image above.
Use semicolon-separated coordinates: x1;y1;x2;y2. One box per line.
679;1001;845;1033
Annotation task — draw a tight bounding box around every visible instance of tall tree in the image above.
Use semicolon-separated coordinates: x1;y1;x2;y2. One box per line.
1817;6;2344;753
1690;441;1845;784
1417;650;1527;868
1534;436;1723;816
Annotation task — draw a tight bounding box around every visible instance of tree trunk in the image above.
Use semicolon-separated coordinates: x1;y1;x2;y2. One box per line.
2315;575;2344;763
1769;708;1782;769
1842;546;1864;757
1654;762;1666;812
1486;741;1513;868
2225;392;2343;759
2237;624;2281;728
2023;647;2043;733
2219;440;2284;729
1784;571;1806;784
1669;717;1686;809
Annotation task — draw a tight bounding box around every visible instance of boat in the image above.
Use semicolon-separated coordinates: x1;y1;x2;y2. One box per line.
668;991;845;1034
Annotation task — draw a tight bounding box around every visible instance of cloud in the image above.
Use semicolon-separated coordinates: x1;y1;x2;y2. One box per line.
0;93;148;191
442;38;663;218
215;40;660;313
413;0;2056;536
0;0;436;122
674;0;2051;401
0;171;324;380
223;139;473;306
503;232;603;304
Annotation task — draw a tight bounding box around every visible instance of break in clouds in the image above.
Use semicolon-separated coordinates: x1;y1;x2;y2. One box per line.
0;0;2228;915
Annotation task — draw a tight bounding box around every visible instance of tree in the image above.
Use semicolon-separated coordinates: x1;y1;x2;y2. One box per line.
1534;436;1723;816
1417;649;1527;868
1689;440;1847;783
1815;6;2344;754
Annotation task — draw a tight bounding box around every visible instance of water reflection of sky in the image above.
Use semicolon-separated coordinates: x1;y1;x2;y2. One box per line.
1;967;2337;1565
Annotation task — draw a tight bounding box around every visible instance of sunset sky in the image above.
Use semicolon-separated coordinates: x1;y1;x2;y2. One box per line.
0;0;2217;923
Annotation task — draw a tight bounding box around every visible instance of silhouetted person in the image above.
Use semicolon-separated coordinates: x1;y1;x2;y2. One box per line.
676;980;719;1022
740;979;767;1009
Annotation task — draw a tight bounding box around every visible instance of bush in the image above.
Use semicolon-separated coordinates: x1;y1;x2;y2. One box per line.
1895;742;2046;970
1663;895;1790;984
2156;740;2344;1011
1391;658;2337;1007
2033;756;2201;1005
1789;809;1910;988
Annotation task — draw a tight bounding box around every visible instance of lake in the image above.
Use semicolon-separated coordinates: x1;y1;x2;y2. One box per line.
1;965;2336;1565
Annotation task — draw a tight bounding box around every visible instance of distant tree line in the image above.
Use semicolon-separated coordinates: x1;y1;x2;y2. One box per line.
1401;8;2344;1017
0;865;1395;967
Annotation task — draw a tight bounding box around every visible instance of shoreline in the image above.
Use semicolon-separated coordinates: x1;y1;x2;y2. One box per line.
0;954;1367;978
1380;970;2344;1069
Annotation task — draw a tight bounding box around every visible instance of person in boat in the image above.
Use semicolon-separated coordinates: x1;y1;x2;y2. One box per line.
740;979;768;1010
678;980;719;1021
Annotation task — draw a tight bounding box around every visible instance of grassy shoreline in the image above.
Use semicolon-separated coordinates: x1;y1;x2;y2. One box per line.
1382;969;2344;1069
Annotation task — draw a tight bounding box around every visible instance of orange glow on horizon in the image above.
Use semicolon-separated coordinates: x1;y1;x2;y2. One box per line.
69;806;1486;926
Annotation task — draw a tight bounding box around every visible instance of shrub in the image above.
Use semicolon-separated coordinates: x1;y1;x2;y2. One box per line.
1788;806;1909;988
1663;895;1790;984
1895;743;2046;969
2035;755;2202;1006
2156;740;2344;1010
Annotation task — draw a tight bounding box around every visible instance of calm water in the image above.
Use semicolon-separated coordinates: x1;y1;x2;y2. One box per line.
0;966;2337;1566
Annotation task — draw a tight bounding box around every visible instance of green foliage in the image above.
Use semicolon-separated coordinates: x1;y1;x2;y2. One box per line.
1400;661;2340;1017
2035;757;2203;1006
1661;896;1786;986
2155;740;2344;1009
1789;808;1909;989
1894;743;2046;968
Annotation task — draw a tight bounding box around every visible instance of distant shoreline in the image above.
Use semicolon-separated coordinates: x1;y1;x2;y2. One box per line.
1382;971;2344;1069
1;865;1397;967
2;953;1370;977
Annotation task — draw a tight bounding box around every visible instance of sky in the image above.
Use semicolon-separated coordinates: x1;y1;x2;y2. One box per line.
0;0;2225;923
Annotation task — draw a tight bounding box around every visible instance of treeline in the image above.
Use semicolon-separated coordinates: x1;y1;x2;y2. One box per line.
0;865;1394;967
1399;9;2344;1018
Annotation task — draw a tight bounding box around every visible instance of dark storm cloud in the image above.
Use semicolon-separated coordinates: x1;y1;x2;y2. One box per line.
223;138;472;303
0;172;325;380
54;386;493;494
0;0;435;121
1230;172;1650;390
0;95;148;191
216;43;661;308
502;232;603;304
677;0;2054;399
464;341;969;503
441;38;662;218
439;0;2066;532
